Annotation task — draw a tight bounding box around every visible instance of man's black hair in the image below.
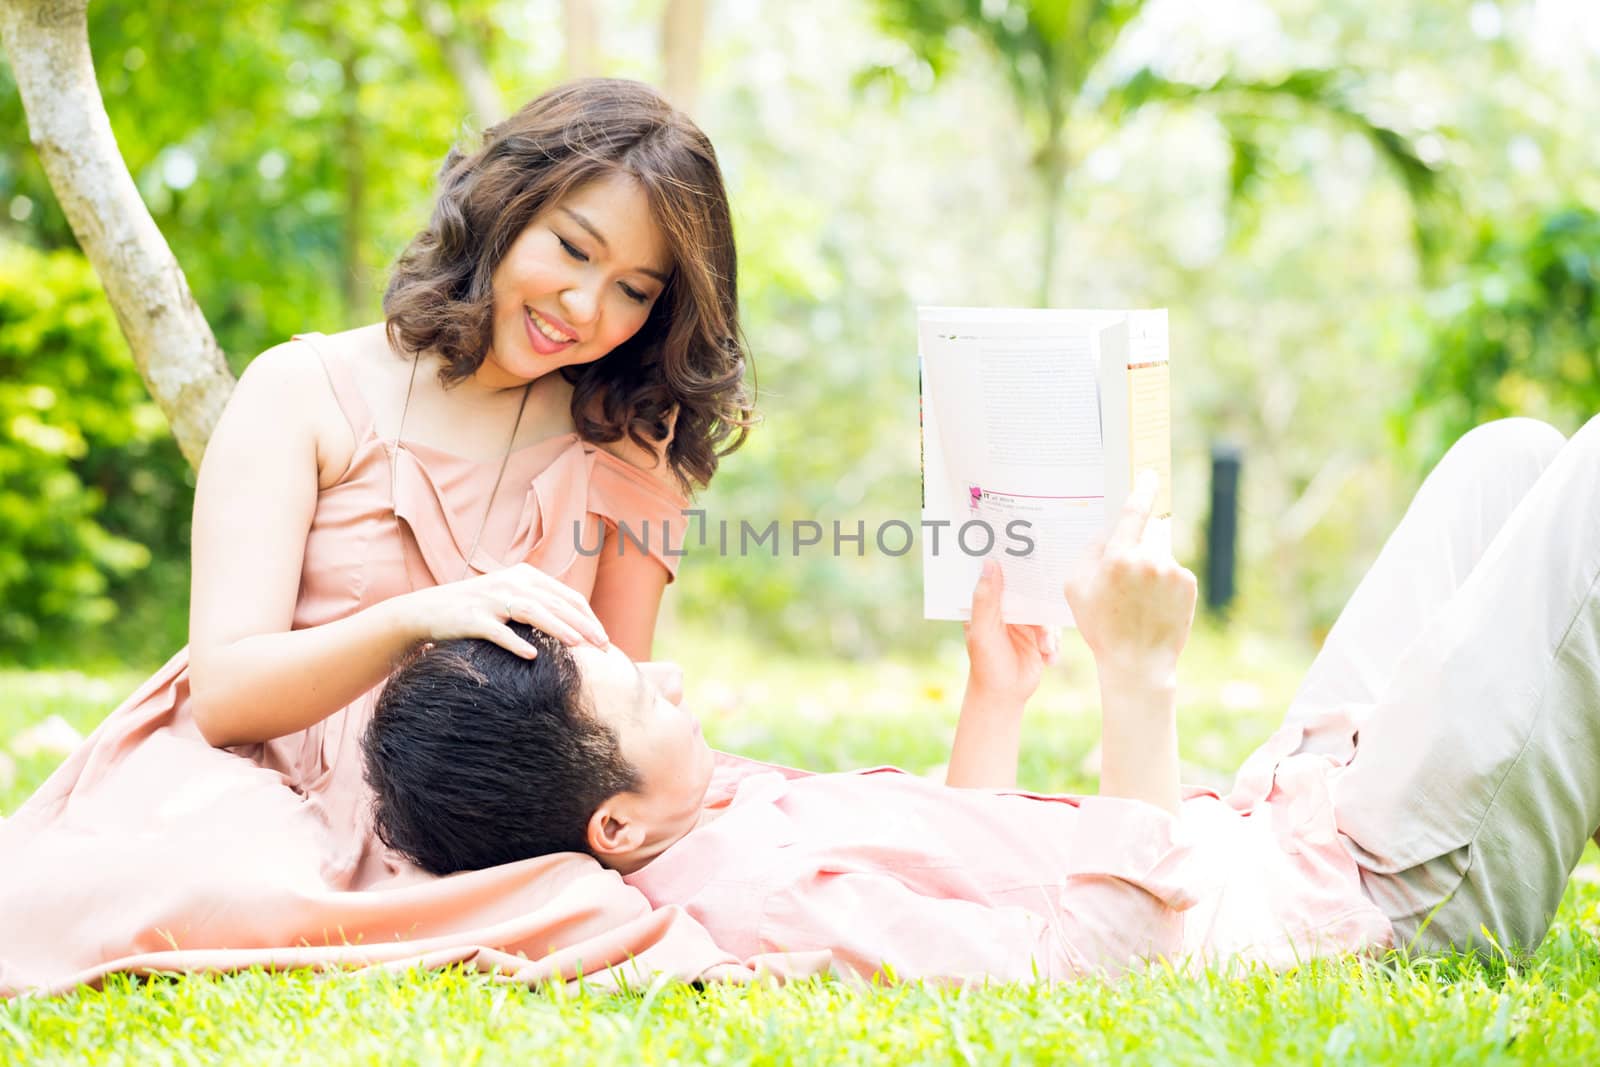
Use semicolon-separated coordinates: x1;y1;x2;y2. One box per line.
363;625;639;875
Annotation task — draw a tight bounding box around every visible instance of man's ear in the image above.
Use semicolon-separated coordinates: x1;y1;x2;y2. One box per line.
586;796;646;858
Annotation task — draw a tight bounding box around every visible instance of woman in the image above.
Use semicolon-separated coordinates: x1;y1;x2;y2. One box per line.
0;78;763;996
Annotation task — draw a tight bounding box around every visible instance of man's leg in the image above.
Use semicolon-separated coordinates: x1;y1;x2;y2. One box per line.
1332;414;1600;955
1284;418;1567;745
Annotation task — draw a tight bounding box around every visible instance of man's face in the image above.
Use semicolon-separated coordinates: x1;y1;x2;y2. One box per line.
570;644;714;848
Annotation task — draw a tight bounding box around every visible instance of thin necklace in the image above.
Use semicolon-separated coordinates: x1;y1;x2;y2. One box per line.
390;353;534;583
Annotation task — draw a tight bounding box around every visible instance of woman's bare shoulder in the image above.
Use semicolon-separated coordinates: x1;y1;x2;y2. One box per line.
231;327;386;486
234;336;331;399
306;322;400;372
308;322;415;427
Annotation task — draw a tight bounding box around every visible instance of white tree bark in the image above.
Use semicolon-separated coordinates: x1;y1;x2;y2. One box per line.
0;0;234;469
660;0;706;114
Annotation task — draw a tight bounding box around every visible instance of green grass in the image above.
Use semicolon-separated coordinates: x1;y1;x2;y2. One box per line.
3;623;1598;1065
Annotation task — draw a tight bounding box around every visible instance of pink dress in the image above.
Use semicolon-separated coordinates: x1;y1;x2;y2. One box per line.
0;337;813;996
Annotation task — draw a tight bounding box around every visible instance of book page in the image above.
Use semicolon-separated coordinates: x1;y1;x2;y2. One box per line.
1098;318;1173;557
921;307;1169;626
1128;361;1173;520
921;312;1107;625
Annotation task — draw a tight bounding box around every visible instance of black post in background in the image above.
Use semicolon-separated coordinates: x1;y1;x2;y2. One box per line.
1205;442;1242;617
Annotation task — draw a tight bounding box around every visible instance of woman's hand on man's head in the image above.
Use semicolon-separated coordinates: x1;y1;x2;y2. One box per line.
388;562;611;660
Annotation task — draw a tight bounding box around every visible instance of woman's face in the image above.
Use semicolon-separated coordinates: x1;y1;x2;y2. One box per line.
480;172;672;389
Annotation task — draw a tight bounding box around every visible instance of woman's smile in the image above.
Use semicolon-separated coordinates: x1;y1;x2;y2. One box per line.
524;306;578;354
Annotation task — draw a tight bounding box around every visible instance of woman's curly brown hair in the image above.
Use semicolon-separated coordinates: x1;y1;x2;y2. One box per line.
384;78;752;492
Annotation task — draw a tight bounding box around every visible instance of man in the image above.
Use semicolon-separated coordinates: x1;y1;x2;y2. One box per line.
366;419;1600;981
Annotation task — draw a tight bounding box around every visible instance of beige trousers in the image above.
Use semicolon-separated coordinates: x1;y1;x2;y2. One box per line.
1282;415;1600;956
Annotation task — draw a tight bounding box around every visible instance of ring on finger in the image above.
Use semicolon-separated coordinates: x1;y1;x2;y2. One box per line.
504;598;516;619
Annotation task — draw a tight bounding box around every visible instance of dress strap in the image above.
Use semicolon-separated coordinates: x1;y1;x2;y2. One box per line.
292;332;376;445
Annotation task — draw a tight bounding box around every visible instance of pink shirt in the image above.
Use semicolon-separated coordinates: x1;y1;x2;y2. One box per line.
624;737;1393;984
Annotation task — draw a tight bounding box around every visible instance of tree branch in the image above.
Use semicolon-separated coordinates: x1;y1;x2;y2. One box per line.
0;0;233;469
416;0;505;127
660;0;705;115
562;0;599;79
1099;66;1450;271
338;40;368;322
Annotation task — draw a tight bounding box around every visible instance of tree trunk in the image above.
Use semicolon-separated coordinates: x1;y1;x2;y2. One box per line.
1035;107;1068;307
417;0;505;127
0;0;233;469
1037;159;1063;307
562;0;599;78
660;0;706;114
338;43;367;323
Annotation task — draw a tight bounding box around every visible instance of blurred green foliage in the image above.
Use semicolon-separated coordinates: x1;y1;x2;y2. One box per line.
1408;205;1600;457
1;0;1598;667
0;0;478;368
0;244;191;663
867;0;1445;297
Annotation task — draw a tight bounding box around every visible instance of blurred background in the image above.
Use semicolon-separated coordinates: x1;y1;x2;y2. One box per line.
1;0;1597;679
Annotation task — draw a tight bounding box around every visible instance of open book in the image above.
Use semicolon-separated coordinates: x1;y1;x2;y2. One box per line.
919;307;1171;627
